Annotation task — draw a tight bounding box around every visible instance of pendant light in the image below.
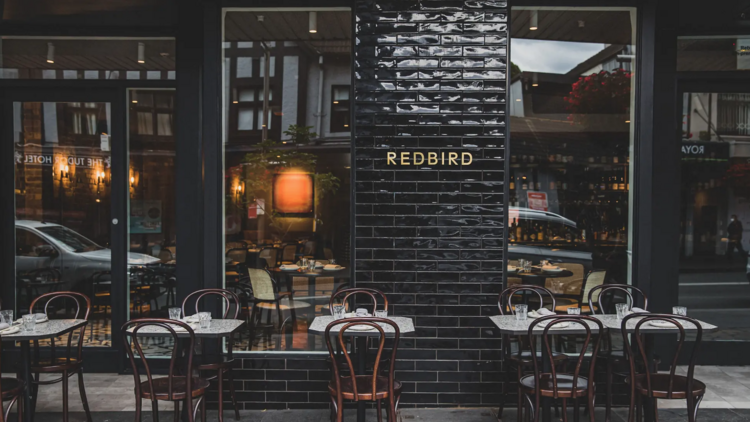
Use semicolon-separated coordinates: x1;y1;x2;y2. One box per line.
137;42;145;64
309;11;318;34
46;43;55;64
530;10;539;31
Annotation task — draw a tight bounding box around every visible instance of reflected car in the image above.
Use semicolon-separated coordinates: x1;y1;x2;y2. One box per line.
15;220;161;291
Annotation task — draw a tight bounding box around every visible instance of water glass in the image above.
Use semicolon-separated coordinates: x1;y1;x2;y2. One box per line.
374;310;388;318
300;257;308;267
515;304;528;321
567;307;581;315
198;312;212;329
615;303;629;320
329;258;337;265
307;260;316;272
168;307;181;320
332;304;345;320
355;308;369;317
22;314;36;332
0;310;13;325
673;306;687;316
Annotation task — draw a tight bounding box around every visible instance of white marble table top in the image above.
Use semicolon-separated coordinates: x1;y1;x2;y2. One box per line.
0;319;87;341
489;314;718;336
592;314;718;333
490;315;603;335
127;319;244;338
309;316;415;337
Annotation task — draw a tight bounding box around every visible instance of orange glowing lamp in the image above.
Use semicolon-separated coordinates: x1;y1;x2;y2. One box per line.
273;173;314;216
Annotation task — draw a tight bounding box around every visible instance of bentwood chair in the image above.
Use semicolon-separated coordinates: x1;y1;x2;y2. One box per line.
325;318;402;422
588;284;648;422
181;289;242;422
329;288;388;315
521;316;604;422
621;314;706;422
0;341;23;422
122;319;210;422
29;291;92;422
497;285;566;422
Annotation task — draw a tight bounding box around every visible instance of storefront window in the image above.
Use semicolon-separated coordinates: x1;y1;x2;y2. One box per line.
508;8;636;295
222;9;352;352
0;37;176;80
678;36;750;72
678;92;750;343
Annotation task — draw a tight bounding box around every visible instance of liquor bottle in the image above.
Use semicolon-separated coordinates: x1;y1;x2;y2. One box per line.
510;178;515;190
516;220;523;240
550;180;556;190
522;177;528;190
537;225;544;242
618;177;626;190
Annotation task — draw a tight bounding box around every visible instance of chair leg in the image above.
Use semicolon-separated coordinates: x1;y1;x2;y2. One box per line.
689;395;703;422
377;400;383;422
336;397;344;422
388;398;397;422
135;398;142;422
201;396;206;422
227;368;241;420
498;360;508;421
561;398;568;422
152;400;160;422
77;371;93;422
605;359;613;422
573;398;580;422
31;372;40;413
62;370;69;422
174;401;180;422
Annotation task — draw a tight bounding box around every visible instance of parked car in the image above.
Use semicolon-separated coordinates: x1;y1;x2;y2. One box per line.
15;220;161;292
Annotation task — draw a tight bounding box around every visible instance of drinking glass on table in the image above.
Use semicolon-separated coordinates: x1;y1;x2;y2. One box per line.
307;260;316;272
515;304;528;321
329;258;337;265
615;303;629;320
374;310;388;318
567;307;581;315
198;312;212;329
168;307;181;320
22;314;36;332
332;301;345;320
0;310;13;326
672;306;687;316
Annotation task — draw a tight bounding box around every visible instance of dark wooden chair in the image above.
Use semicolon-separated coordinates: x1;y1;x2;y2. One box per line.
621;313;706;422
329;288;388;315
497;285;566;422
521;315;604;422
0;341;24;422
181;289;241;422
122;318;210;422
588;284;648;422
325;318;402;422
28;291;92;422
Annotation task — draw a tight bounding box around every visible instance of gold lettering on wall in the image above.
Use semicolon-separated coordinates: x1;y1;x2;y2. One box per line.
387;152;396;165
414;152;425;165
385;151;475;166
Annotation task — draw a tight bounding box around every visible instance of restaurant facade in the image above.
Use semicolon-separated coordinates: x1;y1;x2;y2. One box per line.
1;0;750;411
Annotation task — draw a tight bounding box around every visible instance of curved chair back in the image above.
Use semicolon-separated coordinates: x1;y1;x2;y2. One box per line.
182;288;240;319
621;313;702;400
226;248;248;264
589;284;648;315
259;247;280;269
325;318;399;400
225;241;248;251
246;268;278;301
122;318;196;402
329;288;388;315
30;291;91;363
498;285;556;315
529;316;604;399
282;244;298;263
581;270;606;306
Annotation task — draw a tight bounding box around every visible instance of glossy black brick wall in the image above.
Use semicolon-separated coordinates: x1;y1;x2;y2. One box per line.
353;0;507;407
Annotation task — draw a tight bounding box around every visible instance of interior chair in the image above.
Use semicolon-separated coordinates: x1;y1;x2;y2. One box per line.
0;340;23;422
181;289;242;422
554;270;606;314
259;248;280;269
122;318;209;422
29;292;92;422
521;315;604;422
497;285;566;422
544;263;585;294
325;318;402;422
588;284;648;422
621;313;706;422
281;244;299;264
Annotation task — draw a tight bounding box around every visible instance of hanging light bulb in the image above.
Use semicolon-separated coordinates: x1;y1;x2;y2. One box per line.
530;10;539;31
137;42;145;64
309;11;318;34
46;42;55;64
131;91;138;104
232;88;238;104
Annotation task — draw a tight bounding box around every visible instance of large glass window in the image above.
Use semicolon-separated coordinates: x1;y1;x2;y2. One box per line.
678;36;750;72
508;8;636;298
222;9;352;352
678;92;750;343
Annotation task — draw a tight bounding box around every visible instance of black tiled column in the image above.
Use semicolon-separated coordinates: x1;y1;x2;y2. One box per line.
354;0;507;406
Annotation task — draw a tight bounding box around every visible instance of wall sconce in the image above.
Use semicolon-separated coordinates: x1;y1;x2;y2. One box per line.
46;43;55;64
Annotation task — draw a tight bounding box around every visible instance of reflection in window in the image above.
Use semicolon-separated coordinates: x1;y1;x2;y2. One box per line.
509;8;636;298
678;36;750;72
223;10;352;352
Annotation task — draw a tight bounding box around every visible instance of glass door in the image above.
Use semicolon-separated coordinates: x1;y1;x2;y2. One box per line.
4;89;127;359
677;83;750;363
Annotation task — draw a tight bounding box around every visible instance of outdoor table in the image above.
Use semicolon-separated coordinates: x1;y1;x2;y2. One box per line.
1;319;88;422
310;316;415;422
129;319;245;421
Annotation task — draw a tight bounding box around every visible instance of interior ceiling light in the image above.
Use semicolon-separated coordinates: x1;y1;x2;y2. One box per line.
257;15;264;22
131;91;138;104
309;11;318;34
46;43;55;64
530;10;539;31
137;42;145;64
